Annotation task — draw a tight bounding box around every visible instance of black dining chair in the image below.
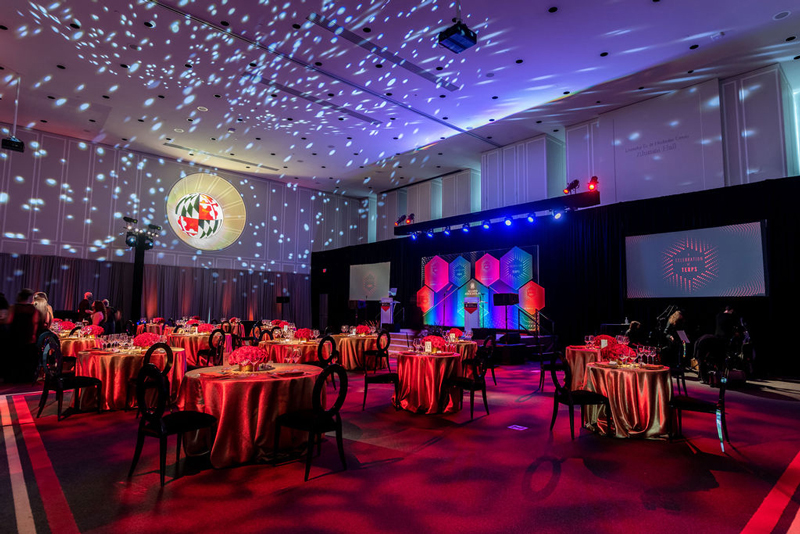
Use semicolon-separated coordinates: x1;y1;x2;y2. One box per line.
538;347;567;393
36;333;103;421
128;363;217;486
274;364;349;481
126;343;175;414
362;331;399;410
445;352;489;421
478;336;498;385
194;329;225;368
259;329;273;342
69;326;82;336
670;366;731;452
311;335;339;390
270;326;283;340
549;352;611;439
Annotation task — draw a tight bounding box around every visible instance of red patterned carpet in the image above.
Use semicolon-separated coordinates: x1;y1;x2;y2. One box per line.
2;364;800;533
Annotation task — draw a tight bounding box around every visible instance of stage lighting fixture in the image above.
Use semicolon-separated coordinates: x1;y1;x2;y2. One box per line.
553;209;564;220
462;223;470;233
406;213;415;225
563;179;580;195
395;214;406;227
148;224;162;231
123;216;138;224
443;226;451;236
125;234;137;247
588;176;599;191
438;0;477;54
426;229;434;238
410;232;418;241
504;217;512;226
482;220;491;229
526;213;536;223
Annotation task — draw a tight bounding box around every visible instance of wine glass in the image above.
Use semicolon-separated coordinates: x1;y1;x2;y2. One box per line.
584;335;591;347
312;329;320;340
341;325;348;334
587;335;595;348
291;348;301;365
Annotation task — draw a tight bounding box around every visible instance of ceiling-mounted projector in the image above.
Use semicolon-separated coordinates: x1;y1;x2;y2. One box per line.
438;21;477;53
1;136;24;153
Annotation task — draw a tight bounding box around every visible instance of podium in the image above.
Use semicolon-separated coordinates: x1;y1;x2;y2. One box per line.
464;296;480;332
380;298;396;328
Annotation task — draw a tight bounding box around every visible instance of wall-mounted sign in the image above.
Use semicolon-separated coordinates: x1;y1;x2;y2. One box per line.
166;173;246;251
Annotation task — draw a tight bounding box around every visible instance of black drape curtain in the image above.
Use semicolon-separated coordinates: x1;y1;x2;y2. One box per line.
313;176;800;376
0;254;311;326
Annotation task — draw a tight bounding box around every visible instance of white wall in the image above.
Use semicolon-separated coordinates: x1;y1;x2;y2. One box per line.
0;123;367;273
567;79;725;205
481;135;564;208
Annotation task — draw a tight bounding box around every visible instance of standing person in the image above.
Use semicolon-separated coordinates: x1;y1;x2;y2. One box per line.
661;310;686;368
91;300;107;329
715;305;738;343
33;292;54;334
103;299;117;334
78;292;93;322
5;289;40;383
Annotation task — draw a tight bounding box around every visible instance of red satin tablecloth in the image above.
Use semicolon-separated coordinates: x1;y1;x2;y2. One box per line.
258;340;319;364
177;363;323;468
60;337;98;358
394;351;462;414
167;333;234;367
583;362;673;439
565;345;603;390
136;323;173;336
332;334;379;370
74;347;187;411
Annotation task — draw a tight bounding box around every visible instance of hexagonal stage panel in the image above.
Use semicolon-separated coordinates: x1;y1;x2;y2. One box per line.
500;247;533;290
417;286;435;314
424;256;449;292
449;256;471;288
475;253;500;287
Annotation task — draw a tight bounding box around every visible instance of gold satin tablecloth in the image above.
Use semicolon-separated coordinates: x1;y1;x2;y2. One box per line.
74;347;187;411
60;337;98;358
332;334;378;370
394;351;462;414
565;345;603;390
584;363;673;439
177;363;323;468
258;340;319;364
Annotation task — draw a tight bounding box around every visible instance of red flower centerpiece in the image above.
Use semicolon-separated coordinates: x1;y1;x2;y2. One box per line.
274;320;288;328
295;328;313;340
83;325;104;337
448;328;463;339
52;318;62;323
185;319;199;326
133;333;160;347
197;323;215;333
60;321;76;331
152;317;164;324
422;335;446;353
191;315;201;320
355;325;371;335
229;317;240;323
229;346;267;371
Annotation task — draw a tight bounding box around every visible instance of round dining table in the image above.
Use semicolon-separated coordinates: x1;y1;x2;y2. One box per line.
73;346;187;411
59;336;98;358
583;362;673;439
177;363;323;468
136;323;173;336
332;334;379;370
394;351;462;414
565;345;603;390
167;332;235;366
258;339;319;364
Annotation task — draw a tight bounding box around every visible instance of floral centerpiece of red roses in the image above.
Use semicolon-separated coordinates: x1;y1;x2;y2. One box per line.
355;325;371;335
229;346;267;370
152;317;164;324
59;321;76;331
52;318;62;323
448;328;463;339
185;319;199;326
294;328;313;340
133;333;160;347
422;335;447;352
83;325;104;337
607;343;636;359
197;323;215;333
274;320;289;328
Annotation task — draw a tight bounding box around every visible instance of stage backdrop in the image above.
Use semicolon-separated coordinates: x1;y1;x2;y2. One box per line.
418;246;544;329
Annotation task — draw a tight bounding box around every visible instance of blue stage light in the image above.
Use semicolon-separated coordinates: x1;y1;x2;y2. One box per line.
462;223;470;233
553;210;564;220
426;229;434;238
443;226;451;236
504;217;512;226
410;232;418;241
527;213;535;223
482;220;491;229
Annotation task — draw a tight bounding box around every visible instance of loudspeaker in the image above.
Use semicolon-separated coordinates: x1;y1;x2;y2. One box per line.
493;293;519;306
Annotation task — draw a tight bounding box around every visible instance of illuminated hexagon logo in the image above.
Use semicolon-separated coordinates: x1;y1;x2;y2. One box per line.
500;247;533;290
449;256;470;288
475;253;500;287
519;280;545;314
417;286;435;314
424;256;449;292
175;193;223;238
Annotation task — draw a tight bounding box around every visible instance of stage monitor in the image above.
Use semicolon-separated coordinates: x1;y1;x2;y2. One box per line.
625;222;767;299
349;262;391;301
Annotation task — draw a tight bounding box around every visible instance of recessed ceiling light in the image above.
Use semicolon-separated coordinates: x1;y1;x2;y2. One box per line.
536;120;542;124
174;128;184;133
122;138;128;141
489;119;494;122
327;93;335;97
548;7;558;13
157;95;165;99
221;20;230;27
315;61;323;66
563;91;570;95
137;119;144;123
249;62;257;67
596;100;601;104
144;21;154;28
69;22;80;29
436;66;444;71
129;44;140;51
214;94;221;98
639;86;645;90
256;137;262;141
486;73;495;78
689;44;699;49
187;118;194;122
492;96;498;99
184;63;192;68
47;95;55;100
197;106;208;112
600;52;609;57
292;23;301;29
553;129;559;132
787;36;797;42
386;92;393;96
688;70;694;74
376;64;383;68
516;59;523;64
0;25;8;31
56;64;66;69
210;137;216;140
40;119;48;123
363;27;371;33
774;11;791;20
120;63;129;69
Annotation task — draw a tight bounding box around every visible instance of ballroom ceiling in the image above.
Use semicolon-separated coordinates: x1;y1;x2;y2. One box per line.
0;0;799;197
